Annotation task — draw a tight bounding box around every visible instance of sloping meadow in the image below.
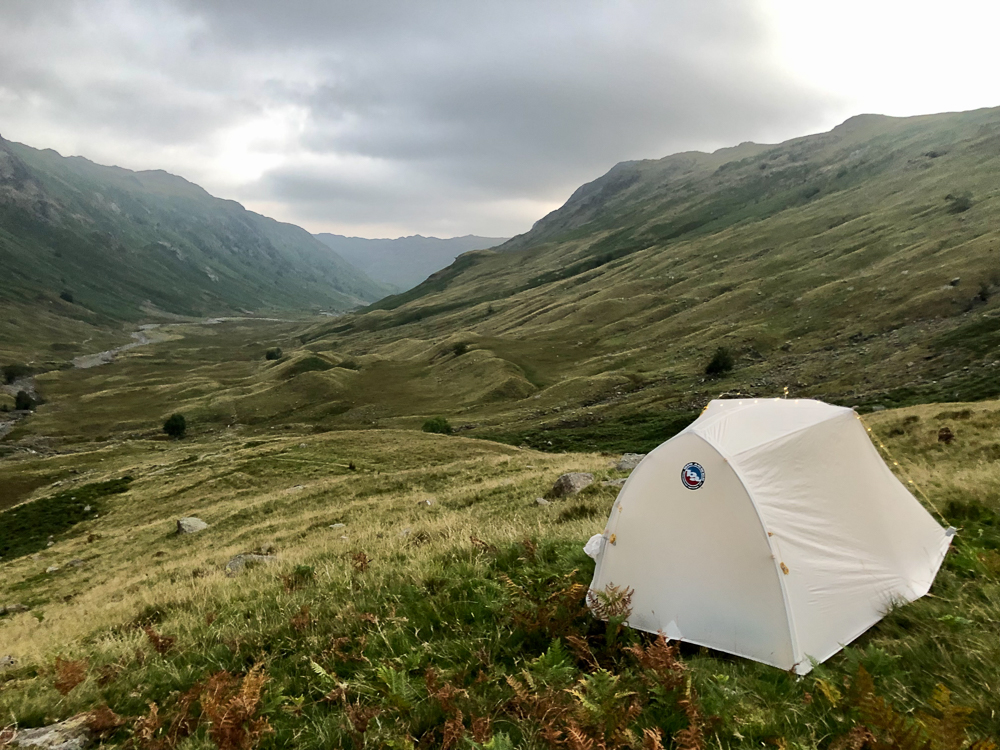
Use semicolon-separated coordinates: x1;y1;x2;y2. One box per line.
1;403;999;748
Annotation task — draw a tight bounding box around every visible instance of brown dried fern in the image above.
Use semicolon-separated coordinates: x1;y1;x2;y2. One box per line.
143;626;176;656
200;665;272;750
53;656;88;695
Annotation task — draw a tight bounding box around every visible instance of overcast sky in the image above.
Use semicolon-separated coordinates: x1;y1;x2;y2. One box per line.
1;1;997;239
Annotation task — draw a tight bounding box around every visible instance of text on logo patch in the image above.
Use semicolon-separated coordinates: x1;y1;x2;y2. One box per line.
681;462;705;490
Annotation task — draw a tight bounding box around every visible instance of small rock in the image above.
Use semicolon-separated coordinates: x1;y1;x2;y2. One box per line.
45;565;60;574
0;604;29;616
329;523;346;529
550;472;594;497
950;277;961;286
224;554;277;576
83;505;91;512
416;498;434;507
67;559;85;568
0;654;16;671
46;541;54;547
615;453;646;472
871;405;886;412
534;497;551;506
399;528;412;538
176;517;209;535
602;478;627;488
5;713;92;749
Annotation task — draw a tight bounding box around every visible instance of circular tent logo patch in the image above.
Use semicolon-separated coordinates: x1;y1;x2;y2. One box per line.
681;462;705;490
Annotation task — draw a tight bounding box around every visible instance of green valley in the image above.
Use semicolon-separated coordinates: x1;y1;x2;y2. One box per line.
2;107;1000;749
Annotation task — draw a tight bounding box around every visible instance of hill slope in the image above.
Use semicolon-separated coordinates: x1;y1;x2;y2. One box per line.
314;233;507;291
0;136;391;360
281;107;1000;446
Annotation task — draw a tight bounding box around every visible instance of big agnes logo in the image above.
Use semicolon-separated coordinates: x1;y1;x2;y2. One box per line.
681;462;705;490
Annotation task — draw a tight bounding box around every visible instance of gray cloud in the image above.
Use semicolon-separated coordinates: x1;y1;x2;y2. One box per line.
0;0;843;237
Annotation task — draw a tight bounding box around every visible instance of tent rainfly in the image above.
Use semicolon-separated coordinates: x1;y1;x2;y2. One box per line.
586;398;955;674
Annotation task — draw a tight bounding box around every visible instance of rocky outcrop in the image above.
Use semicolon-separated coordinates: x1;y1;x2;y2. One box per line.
550;473;594;497
615;453;646;471
176;517;208;534
3;714;92;749
225;553;277;576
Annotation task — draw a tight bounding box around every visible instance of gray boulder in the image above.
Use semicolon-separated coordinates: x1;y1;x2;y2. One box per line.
615;453;646;472
0;603;29;616
176;517;208;534
550;472;594;497
224;553;277;576
5;714;92;749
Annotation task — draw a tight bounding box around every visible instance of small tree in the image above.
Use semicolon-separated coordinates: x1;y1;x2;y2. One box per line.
15;391;35;411
59;290;74;304
265;347;283;361
422;416;453;435
3;363;32;384
705;346;735;376
163;413;187;439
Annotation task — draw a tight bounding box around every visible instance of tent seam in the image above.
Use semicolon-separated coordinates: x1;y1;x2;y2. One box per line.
711;441;805;670
692;402;852;456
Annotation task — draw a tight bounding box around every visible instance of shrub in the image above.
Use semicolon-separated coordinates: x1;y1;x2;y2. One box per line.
452;342;469;356
2;363;31;384
59;290;74;304
163;413;187;439
14;391;34;411
422;416;453;435
264;347;283;360
705;346;735;376
945;193;973;213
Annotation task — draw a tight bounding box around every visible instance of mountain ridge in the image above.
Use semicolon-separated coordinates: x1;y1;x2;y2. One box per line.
0;135;393;361
314;232;507;291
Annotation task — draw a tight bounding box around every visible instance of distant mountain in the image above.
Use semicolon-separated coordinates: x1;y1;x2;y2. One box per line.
301;107;1000;441
0;136;391;327
313;233;507;291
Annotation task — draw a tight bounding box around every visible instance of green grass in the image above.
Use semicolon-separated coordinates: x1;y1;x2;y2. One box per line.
485;410;699;453
1;396;999;747
0;477;132;561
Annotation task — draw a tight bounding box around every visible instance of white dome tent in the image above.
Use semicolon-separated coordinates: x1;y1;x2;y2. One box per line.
587;398;955;674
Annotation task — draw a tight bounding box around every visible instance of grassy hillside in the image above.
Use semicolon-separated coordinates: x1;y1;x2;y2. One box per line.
277;108;1000;447
0;136;391;363
0;327;997;746
3;107;1000;748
